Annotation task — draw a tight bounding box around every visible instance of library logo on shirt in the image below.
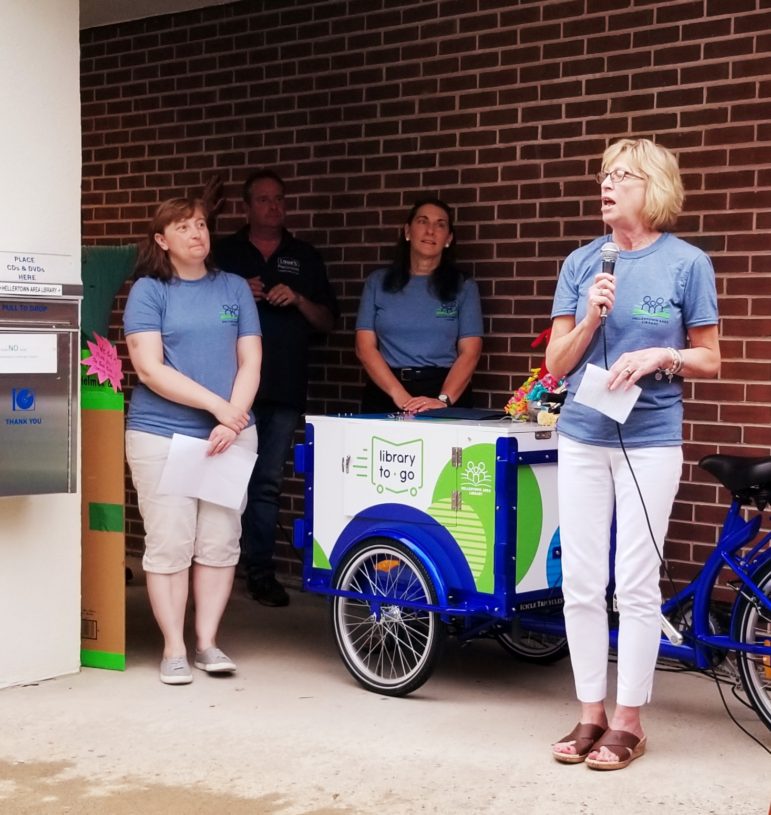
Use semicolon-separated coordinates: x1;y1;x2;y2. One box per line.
435;301;458;319
220;303;240;323
632;295;670;325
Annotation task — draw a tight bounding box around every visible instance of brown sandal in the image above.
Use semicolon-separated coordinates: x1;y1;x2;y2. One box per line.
552;722;606;764
585;729;646;771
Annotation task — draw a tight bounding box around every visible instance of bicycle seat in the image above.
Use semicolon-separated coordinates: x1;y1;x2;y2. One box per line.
699;454;771;506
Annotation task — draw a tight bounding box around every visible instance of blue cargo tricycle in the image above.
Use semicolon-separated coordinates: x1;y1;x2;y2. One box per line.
294;413;771;732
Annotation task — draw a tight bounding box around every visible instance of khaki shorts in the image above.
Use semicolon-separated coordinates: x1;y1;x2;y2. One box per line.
126;427;258;574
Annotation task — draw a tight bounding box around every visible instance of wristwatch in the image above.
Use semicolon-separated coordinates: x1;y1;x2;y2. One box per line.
438;393;452;406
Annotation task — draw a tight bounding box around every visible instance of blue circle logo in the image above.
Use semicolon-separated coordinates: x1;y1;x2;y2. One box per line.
14;388;35;410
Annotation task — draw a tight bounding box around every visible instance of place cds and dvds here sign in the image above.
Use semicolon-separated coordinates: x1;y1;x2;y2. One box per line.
0;250;74;289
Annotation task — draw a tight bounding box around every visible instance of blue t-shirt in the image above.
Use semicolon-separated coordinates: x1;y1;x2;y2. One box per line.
355;268;483;368
551;233;719;447
124;271;261;439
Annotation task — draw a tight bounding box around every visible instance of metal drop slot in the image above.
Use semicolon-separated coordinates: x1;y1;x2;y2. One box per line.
0;295;80;495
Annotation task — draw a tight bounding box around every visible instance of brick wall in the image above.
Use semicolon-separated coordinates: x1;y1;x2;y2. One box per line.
81;0;771;588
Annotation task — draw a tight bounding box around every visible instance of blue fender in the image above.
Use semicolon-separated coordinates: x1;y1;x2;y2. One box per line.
328;504;477;607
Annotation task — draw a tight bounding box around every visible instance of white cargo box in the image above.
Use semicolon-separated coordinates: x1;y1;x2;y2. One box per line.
299;414;561;605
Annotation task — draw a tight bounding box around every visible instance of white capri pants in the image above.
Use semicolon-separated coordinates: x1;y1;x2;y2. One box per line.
126;426;258;575
557;434;683;707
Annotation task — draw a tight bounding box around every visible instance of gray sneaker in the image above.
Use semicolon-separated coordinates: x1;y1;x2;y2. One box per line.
194;646;236;673
160;655;193;685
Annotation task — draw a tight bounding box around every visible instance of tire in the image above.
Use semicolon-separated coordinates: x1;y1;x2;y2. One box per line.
664;600;725;668
330;539;444;696
495;619;569;664
731;559;771;732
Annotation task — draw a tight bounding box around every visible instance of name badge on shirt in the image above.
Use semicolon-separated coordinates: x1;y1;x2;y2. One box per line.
435;302;458;318
220;303;240;323
277;256;300;275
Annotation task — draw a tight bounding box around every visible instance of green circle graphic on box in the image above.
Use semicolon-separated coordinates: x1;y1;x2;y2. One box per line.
426;497;489;588
429;443;497;593
516;464;543;584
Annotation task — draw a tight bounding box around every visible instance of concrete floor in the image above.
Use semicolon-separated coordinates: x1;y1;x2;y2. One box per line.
0;561;769;815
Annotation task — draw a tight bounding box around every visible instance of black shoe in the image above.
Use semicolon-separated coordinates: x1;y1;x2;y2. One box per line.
247;573;290;607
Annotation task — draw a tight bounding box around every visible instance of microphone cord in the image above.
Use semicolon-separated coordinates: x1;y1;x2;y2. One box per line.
599;323;770;753
599;326;678;607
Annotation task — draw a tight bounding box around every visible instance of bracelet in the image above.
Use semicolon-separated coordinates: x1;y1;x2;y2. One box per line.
655;347;683;382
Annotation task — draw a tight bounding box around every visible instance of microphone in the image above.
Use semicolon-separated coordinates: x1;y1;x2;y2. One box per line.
599;241;619;323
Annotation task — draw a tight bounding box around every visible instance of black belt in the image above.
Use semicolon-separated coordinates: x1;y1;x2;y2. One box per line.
390;366;448;382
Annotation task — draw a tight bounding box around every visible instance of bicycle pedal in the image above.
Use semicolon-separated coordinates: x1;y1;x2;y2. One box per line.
660;614;684;646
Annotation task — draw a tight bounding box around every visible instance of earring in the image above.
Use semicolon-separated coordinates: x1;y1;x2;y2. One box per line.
444;243;449;248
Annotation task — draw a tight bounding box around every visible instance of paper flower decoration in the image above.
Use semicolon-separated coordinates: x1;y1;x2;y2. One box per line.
504;367;566;421
81;332;124;392
504;328;567;421
505;368;541;419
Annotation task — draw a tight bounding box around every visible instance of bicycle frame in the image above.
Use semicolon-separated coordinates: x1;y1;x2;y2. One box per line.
517;497;771;670
655;498;771;668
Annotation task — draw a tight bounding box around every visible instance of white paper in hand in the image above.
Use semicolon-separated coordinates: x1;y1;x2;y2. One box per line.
573;363;641;424
157;433;257;510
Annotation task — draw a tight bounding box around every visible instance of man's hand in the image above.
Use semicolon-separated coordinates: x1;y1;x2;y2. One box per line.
265;283;300;308
247;276;266;301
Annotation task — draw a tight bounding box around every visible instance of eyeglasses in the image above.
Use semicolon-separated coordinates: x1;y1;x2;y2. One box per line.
595;169;646;185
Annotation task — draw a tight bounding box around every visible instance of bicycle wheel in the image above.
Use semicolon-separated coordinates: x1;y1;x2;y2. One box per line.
664;600;725;668
731;559;771;731
330;539;444;696
495;620;569;664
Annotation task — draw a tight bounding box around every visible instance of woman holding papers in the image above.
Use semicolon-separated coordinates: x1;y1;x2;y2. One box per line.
546;139;720;769
124;197;261;685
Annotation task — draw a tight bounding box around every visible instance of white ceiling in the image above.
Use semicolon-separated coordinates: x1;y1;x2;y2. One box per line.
80;0;231;29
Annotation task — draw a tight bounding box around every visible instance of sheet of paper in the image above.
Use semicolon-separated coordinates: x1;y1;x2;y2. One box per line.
573;363;641;424
157;433;257;511
0;333;57;373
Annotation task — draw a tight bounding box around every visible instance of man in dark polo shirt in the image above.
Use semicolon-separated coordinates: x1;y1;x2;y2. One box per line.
213;169;338;606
